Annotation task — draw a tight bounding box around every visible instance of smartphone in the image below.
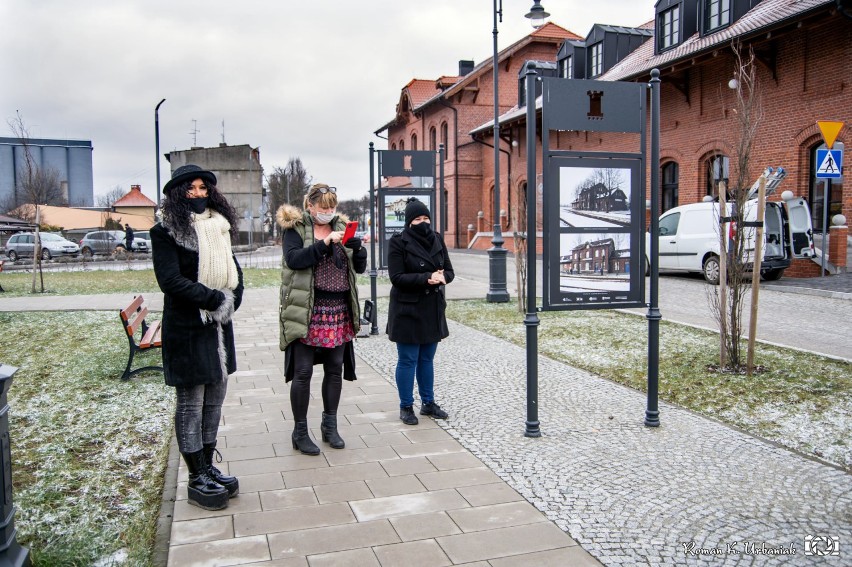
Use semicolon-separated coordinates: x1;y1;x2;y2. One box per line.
343;221;358;242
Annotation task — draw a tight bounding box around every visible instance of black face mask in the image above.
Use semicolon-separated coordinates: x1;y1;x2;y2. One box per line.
410;221;432;236
188;197;208;214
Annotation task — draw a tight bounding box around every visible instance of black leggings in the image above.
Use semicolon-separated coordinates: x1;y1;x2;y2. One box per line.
290;340;345;422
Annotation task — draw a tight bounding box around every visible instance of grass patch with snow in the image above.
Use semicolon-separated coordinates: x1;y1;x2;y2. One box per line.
447;300;851;471
0;311;174;566
0;267;282;296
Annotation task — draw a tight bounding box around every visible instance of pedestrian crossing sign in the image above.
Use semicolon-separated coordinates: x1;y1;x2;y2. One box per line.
815;149;843;179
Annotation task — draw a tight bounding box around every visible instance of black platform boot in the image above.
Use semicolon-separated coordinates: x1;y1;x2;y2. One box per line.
203;442;239;498
320;412;345;449
292;421;320;455
182;450;229;510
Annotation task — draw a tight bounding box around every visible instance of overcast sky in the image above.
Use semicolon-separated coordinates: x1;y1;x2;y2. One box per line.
1;0;653;204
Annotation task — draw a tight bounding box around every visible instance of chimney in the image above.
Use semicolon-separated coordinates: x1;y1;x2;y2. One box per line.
130;184;141;192
459;60;474;76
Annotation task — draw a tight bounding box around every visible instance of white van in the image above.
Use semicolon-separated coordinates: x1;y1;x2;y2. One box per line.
646;191;815;284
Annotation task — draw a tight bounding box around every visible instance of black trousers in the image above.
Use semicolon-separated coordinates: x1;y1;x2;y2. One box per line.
289;340;345;422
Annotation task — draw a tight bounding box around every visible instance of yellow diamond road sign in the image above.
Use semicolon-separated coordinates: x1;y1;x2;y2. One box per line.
817;120;844;149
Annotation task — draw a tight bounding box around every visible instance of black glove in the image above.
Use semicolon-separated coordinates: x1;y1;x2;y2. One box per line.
344;237;362;251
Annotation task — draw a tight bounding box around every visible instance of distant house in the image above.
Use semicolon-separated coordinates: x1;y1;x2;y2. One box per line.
112;185;157;227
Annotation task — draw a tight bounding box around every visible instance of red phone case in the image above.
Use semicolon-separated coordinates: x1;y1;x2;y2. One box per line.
343;222;358;241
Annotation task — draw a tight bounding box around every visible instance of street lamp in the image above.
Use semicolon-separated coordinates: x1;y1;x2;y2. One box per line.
155;99;166;209
488;1;549;303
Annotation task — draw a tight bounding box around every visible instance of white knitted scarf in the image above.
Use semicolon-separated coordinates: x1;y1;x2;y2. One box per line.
192;209;239;291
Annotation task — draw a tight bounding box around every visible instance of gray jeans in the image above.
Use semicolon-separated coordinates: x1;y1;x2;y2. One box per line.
175;380;228;453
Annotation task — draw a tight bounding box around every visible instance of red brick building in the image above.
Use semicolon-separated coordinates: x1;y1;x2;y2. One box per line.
375;23;582;249
376;0;850;277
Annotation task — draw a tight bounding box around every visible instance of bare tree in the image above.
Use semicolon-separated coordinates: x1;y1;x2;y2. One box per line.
337;195;369;225
265;158;312;239
6;112;70;292
513;181;528;313
7;112;66;210
706;44;764;371
96;185;127;208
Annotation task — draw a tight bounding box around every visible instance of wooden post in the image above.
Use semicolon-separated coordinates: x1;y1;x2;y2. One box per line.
718;181;728;367
31;206;40;294
746;176;766;375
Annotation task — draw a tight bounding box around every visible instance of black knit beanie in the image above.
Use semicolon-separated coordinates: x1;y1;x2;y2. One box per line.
404;198;430;227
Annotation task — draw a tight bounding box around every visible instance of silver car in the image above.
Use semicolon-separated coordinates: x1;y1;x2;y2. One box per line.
79;230;149;257
5;232;80;261
134;230;152;252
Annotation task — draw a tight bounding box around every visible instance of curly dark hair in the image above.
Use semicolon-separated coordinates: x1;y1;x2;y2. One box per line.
161;181;240;238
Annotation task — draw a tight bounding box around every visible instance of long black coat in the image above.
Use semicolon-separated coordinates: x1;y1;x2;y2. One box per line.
151;222;244;387
386;229;454;344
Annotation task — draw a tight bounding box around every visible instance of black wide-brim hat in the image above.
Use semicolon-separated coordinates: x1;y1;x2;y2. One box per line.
163;164;217;195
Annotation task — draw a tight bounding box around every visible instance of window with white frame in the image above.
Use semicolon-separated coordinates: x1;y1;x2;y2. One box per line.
659;6;680;50
590;42;603;76
706;0;730;31
560;55;573;79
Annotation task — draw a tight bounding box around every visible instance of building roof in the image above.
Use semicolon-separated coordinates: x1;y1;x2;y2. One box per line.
0;213;36;232
375;22;581;134
113;185;156;208
601;0;834;81
471;0;837;135
8;205;156;231
441;22;581;100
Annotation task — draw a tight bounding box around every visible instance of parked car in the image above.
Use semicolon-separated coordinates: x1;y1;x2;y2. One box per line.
134;230;152;251
5;232;80;261
645;191;815;284
79;230;149;257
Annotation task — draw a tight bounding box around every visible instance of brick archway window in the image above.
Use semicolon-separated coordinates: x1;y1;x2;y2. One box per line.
662;161;679;212
429;127;437;152
704;154;729;197
411;133;417;151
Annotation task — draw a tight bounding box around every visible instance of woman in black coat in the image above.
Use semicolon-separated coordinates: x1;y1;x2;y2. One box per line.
386;198;454;425
151;164;244;511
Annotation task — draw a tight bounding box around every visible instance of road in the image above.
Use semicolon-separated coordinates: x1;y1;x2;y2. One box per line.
446;249;852;361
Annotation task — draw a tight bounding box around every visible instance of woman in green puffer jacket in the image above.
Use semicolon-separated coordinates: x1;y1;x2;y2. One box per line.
277;183;367;455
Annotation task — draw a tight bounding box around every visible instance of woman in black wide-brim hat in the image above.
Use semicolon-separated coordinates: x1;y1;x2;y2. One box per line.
151;164;244;511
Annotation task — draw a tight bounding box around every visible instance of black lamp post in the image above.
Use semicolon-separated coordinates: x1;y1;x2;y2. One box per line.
155;99;166;209
488;1;549;303
0;364;31;566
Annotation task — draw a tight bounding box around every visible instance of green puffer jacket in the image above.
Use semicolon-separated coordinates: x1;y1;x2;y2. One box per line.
276;205;363;351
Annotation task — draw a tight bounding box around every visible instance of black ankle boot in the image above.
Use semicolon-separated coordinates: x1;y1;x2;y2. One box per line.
320;412;345;449
292;421;320;455
182;450;229;510
203;442;239;498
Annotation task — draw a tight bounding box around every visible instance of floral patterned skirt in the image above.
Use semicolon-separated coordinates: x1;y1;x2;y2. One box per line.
301;296;354;348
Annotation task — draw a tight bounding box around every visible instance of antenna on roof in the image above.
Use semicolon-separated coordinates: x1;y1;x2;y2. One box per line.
189;119;200;146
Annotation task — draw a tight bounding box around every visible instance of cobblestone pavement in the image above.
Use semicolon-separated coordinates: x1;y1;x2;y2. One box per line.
355;319;852;566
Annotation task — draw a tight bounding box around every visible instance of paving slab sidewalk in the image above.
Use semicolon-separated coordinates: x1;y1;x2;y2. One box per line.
163;290;602;566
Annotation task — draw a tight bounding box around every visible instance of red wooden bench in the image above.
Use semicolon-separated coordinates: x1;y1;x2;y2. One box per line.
119;295;163;380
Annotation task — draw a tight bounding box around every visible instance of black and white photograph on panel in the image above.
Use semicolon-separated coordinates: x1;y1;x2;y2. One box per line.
544;156;644;310
559;165;632;229
559;232;632;293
